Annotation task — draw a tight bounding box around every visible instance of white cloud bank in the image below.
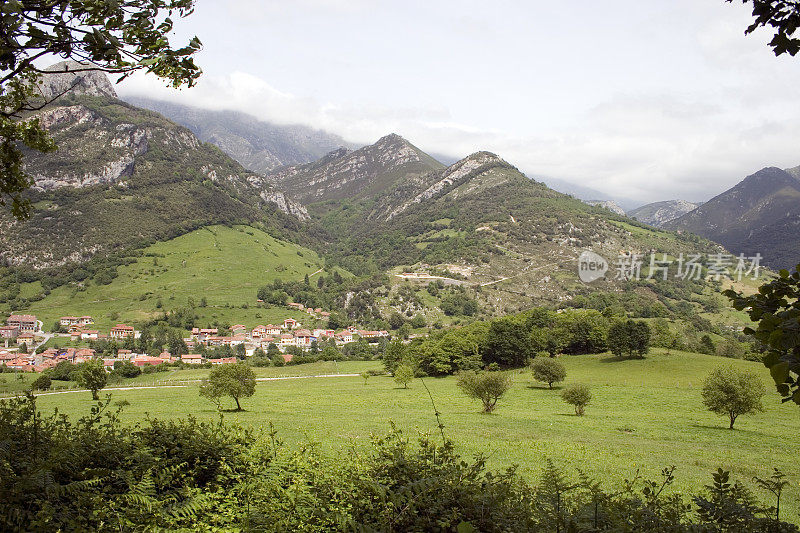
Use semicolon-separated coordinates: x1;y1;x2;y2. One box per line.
116;0;800;205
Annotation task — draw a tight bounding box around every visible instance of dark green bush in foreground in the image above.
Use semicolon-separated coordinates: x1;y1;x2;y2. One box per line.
0;394;796;532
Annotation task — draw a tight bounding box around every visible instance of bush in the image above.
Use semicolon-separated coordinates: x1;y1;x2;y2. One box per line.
530;357;566;389
701;366;765;429
561;384;591;415
30;374;51;391
456;371;513;413
113;360;141;378
394;362;415;389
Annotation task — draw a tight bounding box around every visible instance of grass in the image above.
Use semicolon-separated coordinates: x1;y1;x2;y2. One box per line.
21;225;326;331
25;349;800;521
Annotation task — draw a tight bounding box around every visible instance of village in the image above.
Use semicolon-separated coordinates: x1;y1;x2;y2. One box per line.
0;303;391;373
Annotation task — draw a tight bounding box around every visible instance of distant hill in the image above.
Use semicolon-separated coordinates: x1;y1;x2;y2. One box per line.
271;136;723;314
125;96;353;174
628;200;701;227
260;133;445;203
666;166;800;268
538;176;639;210
20;225;325;331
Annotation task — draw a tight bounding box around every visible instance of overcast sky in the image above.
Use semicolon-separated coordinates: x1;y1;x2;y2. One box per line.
117;0;800;204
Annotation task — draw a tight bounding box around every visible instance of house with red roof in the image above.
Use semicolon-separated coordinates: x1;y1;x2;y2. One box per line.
0;326;19;339
181;353;204;364
265;324;282;336
7;314;37;332
210;357;238;365
335;331;353;344
81;330;99;340
131;355;166;367
284;318;298;330
294;329;315;348
110;324;135;339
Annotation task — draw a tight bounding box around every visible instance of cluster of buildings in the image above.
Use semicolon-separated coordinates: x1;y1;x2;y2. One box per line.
60;317;140;342
0;346;97;372
2;306;390;373
185;318;389;356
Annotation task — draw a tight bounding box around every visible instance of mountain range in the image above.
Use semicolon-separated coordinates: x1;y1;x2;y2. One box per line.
124;96;353;175
666;167;800;268
3;63;784;323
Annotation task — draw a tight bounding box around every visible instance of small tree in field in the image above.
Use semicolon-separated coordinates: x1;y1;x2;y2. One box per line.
531;357;567;389
456;371;513;413
394;362;415;389
200;363;256;411
561;384;591;415
701;366;765;429
75;359;107;400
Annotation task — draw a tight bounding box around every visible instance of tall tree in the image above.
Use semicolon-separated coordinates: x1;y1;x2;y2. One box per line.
0;0;202;219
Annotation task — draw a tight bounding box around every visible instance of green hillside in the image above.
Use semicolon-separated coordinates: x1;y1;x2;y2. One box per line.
19;225;326;331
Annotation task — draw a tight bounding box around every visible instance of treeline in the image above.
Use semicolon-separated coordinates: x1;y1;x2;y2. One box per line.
0;395;794;532
387;305;756;377
257;272;389;326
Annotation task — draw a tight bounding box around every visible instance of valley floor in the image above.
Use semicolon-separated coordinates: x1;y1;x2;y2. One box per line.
24;350;800;523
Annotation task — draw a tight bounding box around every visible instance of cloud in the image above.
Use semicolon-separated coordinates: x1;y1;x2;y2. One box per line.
115;1;800;206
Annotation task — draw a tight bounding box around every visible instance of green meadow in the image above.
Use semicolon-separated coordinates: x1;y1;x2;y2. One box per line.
20;225;325;330
26;349;800;521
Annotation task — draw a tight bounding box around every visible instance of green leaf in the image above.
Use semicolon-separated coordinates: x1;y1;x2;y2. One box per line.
770;362;790;384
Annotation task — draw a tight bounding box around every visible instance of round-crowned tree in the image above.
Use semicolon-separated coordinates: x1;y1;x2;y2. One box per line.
200;363;256;411
531;357;567;389
701;366;764;429
456;370;513;413
75;359;108;400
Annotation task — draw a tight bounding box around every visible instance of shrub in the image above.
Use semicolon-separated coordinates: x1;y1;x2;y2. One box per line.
561;384;591;415
456;371;513;413
530;357;567;389
394;362;415;389
701;366;765;429
113;360;141;378
30;374;51;391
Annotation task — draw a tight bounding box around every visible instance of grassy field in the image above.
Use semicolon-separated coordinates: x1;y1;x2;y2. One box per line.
20;225;326;331
24;350;800;521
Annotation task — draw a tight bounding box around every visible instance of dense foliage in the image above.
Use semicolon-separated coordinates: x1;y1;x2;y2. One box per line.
0;395;796;531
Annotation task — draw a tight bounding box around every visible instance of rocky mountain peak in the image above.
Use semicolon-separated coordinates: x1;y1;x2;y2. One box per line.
628;199;700;227
35;61;117;100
